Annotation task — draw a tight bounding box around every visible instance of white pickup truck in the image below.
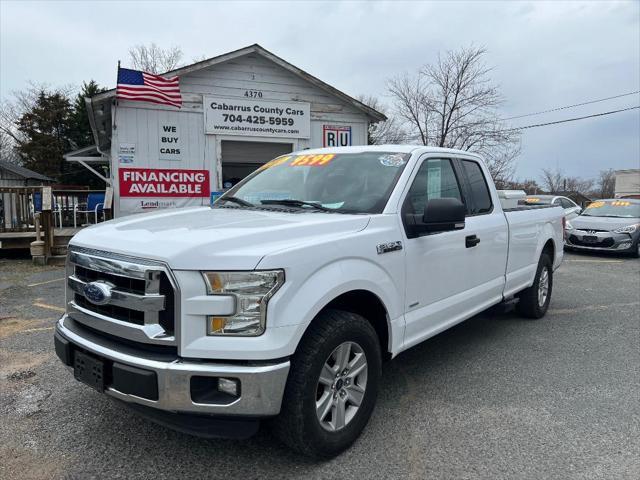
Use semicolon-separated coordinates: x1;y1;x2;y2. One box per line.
55;146;564;457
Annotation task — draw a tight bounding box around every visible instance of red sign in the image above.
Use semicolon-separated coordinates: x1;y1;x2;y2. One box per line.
119;168;210;198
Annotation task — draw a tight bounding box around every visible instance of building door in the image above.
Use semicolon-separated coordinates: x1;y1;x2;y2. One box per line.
221;141;293;189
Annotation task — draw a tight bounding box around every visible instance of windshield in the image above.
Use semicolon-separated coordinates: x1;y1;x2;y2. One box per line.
217;151;411;214
581;200;640;218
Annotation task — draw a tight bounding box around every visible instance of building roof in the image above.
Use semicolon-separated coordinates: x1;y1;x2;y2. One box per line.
0;160;54;182
91;44;386;121
85;44;387;152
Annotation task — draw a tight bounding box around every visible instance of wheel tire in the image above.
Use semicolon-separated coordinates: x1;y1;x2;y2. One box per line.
516;253;553;319
271;309;381;458
630;240;640;258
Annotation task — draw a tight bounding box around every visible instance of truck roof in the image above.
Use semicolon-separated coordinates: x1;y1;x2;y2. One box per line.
294;144;484;158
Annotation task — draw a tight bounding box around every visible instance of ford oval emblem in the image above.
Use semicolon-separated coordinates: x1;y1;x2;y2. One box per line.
83;281;113;306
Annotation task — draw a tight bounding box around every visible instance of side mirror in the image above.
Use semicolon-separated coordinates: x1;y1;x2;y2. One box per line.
422;198;466;233
405;198;466;237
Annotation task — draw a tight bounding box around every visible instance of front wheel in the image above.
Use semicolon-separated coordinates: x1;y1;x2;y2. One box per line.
271;309;381;458
516;253;553;319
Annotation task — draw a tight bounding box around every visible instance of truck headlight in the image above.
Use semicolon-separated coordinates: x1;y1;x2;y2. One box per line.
565;220;574;230
202;270;284;336
613;224;638;234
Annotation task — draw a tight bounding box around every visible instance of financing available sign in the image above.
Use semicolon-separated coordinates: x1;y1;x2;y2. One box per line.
204;96;310;138
119;168;210;197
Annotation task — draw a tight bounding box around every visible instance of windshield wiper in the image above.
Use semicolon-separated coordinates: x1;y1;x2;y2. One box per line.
260;199;333;211
218;196;254;207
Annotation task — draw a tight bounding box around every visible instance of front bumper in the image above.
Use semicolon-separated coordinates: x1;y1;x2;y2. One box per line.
55;315;290;417
565;230;636;252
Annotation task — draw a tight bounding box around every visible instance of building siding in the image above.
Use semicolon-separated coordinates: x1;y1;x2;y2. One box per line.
109;52;370;216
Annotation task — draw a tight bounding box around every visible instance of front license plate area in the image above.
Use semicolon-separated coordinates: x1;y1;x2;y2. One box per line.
74;350;105;392
583;236;598;243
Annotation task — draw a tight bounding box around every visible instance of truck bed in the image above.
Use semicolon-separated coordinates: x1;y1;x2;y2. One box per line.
502;204;564;298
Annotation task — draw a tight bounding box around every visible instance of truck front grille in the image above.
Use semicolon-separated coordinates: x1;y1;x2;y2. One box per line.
66;247;178;346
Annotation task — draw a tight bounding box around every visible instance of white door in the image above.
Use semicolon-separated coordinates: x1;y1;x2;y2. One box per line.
456;158;509;308
402;157;471;349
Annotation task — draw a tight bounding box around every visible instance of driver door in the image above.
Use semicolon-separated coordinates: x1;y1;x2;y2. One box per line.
401;157;470;349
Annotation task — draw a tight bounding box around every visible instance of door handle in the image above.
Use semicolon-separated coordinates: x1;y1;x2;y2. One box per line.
465;235;480;248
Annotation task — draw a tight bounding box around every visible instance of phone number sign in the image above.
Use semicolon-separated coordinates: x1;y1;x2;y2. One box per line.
204;96;310;139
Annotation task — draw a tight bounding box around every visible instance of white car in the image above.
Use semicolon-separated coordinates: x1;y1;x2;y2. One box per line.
522;194;582;220
54;146;564;457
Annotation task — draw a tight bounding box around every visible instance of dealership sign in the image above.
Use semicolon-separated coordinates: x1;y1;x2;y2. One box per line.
323;125;352;147
119;168;210;197
204;96;310;139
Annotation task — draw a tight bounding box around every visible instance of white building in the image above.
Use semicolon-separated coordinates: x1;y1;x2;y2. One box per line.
65;44;385;217
614;169;640;198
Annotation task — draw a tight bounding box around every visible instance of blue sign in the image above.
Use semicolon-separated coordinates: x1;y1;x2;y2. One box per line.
210;191;223;206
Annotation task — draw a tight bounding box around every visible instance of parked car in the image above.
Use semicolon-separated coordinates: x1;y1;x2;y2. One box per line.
54;146;564;458
521;194;582;220
565;198;640;257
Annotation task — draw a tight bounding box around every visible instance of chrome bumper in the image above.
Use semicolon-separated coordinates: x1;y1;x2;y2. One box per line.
55;315;290;417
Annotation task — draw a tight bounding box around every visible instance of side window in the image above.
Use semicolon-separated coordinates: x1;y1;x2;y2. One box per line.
460;160;492;214
560;198;574;208
552;198;562;206
405;158;463;216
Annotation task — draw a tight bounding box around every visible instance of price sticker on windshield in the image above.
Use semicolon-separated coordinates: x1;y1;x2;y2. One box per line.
259;154;336;170
289;154;335;167
611;201;631;207
586;201;605;209
259;155;292;171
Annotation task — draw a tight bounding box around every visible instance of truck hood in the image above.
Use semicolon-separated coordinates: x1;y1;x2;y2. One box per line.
70;207;371;270
571;215;640;232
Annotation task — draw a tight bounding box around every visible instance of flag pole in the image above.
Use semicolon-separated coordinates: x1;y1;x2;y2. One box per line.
113;60;120;131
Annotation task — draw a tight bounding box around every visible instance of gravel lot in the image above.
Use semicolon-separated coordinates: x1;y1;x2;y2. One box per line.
1;251;638;480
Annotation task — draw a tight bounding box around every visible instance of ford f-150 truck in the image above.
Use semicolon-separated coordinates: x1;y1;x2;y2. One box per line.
54;145;564;457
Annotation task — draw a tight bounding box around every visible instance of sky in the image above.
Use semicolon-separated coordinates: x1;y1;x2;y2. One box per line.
1;0;638;182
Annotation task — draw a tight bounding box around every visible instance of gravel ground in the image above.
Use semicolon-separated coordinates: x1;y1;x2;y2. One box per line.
0;251;638;479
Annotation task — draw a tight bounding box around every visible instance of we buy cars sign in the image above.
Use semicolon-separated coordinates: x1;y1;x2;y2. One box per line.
119;168;210;197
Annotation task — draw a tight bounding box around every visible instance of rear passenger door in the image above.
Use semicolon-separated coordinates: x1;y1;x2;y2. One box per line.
455;158;509;308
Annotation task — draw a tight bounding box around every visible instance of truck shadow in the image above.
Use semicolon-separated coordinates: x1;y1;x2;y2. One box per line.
82;307;526;471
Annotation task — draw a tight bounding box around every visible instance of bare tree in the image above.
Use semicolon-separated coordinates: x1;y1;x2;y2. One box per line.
564;176;594;193
128;43;183;74
356;94;408;145
485;143;520;189
387;46;520;183
509;178;541;195
540;167;595;194
540;168;564;193
387;46;516;148
596;169;616;198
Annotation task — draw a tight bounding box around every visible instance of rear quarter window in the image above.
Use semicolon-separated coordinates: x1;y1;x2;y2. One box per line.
460;160;492;214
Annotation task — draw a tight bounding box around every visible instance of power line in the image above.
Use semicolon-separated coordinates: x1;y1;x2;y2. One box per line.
501;91;640;121
507;105;639;131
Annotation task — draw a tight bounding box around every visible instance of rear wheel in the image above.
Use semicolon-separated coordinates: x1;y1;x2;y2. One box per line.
516;253;553;319
272;309;381;458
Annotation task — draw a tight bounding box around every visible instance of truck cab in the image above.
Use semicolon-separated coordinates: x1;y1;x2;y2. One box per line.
55;145;563;457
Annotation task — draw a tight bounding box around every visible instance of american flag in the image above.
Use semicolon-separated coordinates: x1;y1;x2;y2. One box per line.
116;67;182;108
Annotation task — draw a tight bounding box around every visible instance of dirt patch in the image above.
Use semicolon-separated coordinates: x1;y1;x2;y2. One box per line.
0;445;67;480
0;350;51;379
0;318;40;338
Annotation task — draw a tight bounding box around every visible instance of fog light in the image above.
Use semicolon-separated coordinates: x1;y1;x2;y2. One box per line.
617;242;631;250
218;377;240;397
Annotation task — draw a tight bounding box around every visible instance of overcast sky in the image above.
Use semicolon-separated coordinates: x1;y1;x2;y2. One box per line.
1;0;638;181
